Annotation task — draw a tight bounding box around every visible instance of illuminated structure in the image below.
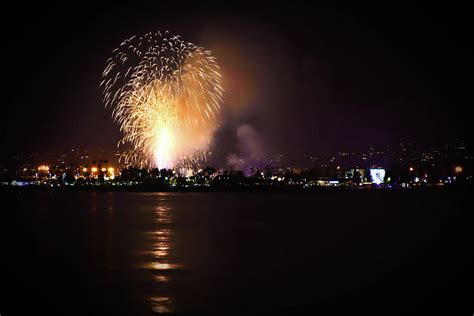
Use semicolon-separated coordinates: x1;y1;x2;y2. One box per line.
37;165;50;172
346;168;366;181
369;168;386;184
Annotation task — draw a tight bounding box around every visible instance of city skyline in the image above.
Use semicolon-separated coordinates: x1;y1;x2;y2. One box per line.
3;142;471;189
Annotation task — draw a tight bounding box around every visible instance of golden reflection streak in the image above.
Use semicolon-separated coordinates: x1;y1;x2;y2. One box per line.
150;296;173;314
140;202;181;314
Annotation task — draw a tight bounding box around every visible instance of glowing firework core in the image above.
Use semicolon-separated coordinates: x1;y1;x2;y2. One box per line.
101;31;223;169
154;127;173;170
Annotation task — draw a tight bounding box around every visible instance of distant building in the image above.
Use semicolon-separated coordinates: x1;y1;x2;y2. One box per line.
346;168;366;181
369;168;386;184
292;168;302;175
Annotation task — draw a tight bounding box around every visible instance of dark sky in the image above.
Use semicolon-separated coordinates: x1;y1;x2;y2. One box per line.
2;2;472;159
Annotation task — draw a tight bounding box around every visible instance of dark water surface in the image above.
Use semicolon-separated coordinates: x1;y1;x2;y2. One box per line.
1;190;472;315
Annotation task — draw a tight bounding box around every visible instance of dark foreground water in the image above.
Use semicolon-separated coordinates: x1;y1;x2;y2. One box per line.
1;189;472;315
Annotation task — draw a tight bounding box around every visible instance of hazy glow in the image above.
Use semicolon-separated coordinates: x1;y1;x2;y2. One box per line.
101;31;224;169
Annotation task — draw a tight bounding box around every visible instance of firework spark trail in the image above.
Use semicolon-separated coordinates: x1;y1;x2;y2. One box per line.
101;31;224;169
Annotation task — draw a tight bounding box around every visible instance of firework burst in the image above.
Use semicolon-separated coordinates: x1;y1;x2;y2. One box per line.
101;31;223;169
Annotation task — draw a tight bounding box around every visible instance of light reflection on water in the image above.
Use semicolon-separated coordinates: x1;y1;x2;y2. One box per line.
138;197;181;314
150;296;173;314
155;275;169;282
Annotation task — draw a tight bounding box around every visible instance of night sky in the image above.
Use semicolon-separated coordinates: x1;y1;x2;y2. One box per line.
2;2;472;160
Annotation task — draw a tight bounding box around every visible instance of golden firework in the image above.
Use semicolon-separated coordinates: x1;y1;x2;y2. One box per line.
101;31;223;169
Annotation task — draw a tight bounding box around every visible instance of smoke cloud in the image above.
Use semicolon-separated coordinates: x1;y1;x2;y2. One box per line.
225;124;265;174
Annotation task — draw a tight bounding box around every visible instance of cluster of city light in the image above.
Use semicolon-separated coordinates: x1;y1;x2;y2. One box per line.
410;166;464;174
101;30;224;170
4;161;467;189
270;175;285;181
83;166;116;180
37;165;50;172
33;165;117;181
